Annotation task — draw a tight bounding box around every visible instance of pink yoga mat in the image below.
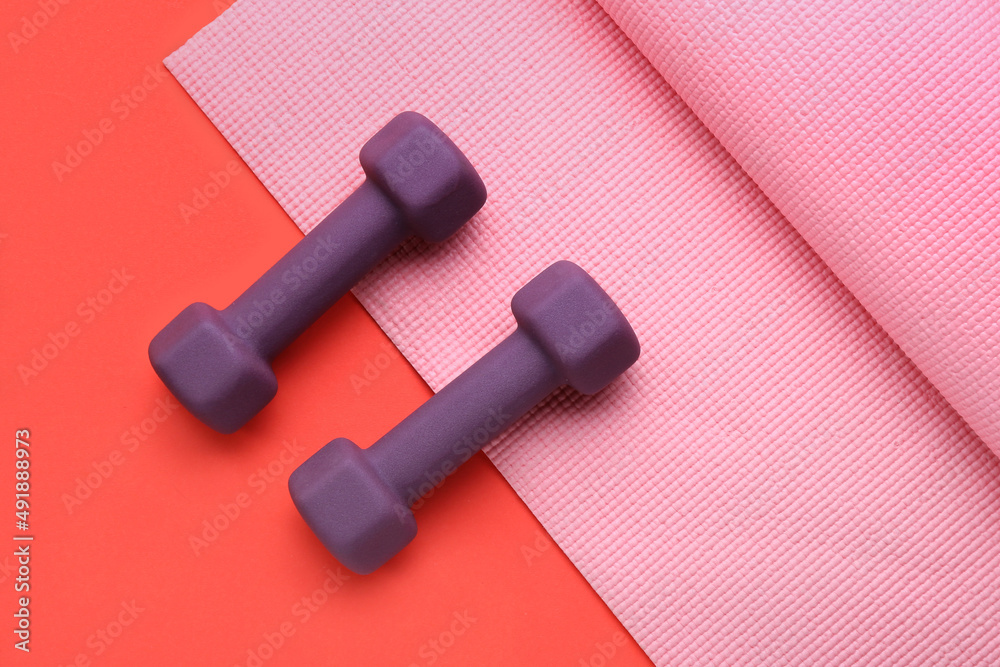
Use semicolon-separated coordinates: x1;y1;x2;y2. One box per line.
597;0;1000;458
165;0;1000;663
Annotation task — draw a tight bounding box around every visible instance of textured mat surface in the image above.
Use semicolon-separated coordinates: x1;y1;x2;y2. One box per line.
596;0;1000;459
165;0;1000;663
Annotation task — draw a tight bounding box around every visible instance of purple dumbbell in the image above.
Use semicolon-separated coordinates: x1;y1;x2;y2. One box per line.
149;112;487;433
289;261;640;574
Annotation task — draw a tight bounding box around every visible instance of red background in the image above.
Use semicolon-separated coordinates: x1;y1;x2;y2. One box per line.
1;0;652;664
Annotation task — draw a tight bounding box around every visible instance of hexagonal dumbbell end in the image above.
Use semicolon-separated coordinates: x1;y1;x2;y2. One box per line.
149;112;486;433
289;261;640;574
148;303;278;434
288;438;416;574
360;111;487;243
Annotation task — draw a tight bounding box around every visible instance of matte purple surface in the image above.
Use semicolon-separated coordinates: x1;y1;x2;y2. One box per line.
148;112;487;432
289;261;640;574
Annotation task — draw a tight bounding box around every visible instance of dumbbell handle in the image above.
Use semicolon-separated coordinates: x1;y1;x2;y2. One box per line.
225;181;406;361
368;328;559;501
